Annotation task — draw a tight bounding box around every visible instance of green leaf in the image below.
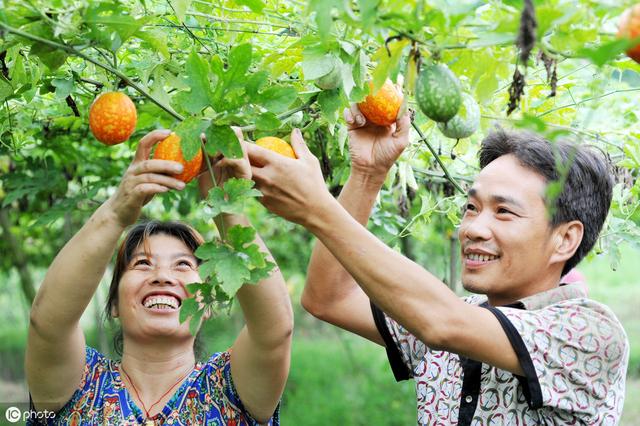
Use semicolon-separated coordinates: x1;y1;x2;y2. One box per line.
227;44;253;83
214;248;251;295
189;309;204;336
308;0;339;41
249;260;275;283
468;32;515;48
340;61;356;97
204;178;262;217
85;4;151;50
30;42;68;70
357;0;379;28
0;76;13;101
302;53;336;80
258;86;297;113
236;0;266;13
318;89;342;126
199;259;217;280
195;238;255;296
136;30;170;60
371;39;409;89
205;125;243;159
224;178;262;201
577;38;637;67
170;0;193;21
179;297;199;324
9;49;28;86
246;71;269;101
256;112;282;130
51;77;73;99
211;44;252;108
178;50;216;114
174;117;210;160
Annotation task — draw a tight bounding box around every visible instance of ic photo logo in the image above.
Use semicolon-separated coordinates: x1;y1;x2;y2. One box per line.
5;406;56;423
4;406;21;423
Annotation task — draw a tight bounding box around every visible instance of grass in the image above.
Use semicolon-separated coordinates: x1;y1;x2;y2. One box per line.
579;244;640;423
281;323;415;425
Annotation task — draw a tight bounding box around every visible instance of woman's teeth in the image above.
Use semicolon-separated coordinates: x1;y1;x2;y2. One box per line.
143;295;179;310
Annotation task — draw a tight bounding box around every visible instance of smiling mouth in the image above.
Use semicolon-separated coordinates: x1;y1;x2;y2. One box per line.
142;295;181;311
464;253;500;269
465;253;499;262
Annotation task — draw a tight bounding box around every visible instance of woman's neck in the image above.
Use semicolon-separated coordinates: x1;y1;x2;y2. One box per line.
120;339;197;416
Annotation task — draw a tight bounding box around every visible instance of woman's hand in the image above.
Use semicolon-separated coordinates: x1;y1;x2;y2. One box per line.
107;129;187;227
198;127;252;198
344;104;411;181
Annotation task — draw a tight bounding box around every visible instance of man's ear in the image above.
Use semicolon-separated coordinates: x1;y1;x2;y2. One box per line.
550;220;584;265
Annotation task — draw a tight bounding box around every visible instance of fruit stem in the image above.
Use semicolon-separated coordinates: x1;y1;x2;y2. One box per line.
410;118;465;194
199;138;227;239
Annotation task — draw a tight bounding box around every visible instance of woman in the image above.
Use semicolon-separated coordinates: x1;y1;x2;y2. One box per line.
26;129;293;425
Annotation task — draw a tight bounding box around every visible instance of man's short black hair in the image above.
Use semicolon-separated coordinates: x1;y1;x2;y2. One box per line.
478;127;613;276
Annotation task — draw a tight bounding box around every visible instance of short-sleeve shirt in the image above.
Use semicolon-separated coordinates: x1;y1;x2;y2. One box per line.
371;283;629;425
28;346;279;425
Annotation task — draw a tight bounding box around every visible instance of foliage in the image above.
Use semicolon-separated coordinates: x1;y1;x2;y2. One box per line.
2;0;640;333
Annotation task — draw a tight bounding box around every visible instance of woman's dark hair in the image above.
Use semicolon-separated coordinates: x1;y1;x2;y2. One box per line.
478;127;613;276
105;221;206;359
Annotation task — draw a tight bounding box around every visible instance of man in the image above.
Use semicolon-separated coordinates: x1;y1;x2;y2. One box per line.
245;108;629;424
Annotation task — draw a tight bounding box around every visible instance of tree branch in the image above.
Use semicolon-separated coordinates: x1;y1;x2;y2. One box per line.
537;88;640;117
0;21;185;121
410;118;465;194
238;94;318;132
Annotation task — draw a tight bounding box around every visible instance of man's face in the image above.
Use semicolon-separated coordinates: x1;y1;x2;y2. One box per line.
458;154;558;305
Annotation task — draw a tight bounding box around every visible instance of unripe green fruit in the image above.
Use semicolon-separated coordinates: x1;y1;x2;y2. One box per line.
315;63;342;90
289;111;304;125
437;93;480;139
415;64;462;123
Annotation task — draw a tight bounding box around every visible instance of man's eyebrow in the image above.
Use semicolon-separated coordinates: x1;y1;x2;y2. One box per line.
492;195;525;210
467;188;525;209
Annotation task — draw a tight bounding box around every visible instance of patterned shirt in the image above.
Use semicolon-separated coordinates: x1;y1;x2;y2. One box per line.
28;346;279;425
371;283;629;425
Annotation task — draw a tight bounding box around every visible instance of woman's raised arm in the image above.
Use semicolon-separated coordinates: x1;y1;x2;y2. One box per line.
26;129;185;411
198;128;294;423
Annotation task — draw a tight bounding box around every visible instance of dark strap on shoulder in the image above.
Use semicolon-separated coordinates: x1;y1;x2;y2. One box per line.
483;305;543;409
370;301;412;382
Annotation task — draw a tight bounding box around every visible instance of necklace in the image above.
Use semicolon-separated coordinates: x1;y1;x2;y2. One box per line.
120;362;195;426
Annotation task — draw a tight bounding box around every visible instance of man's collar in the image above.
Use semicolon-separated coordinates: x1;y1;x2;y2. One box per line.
476;282;588;310
517;282;588;310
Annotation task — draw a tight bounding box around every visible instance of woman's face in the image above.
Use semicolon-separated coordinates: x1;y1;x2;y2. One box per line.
113;233;202;342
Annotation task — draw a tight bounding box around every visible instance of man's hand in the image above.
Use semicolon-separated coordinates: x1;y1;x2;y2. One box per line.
246;128;331;226
198;127;252;198
344;104;411;180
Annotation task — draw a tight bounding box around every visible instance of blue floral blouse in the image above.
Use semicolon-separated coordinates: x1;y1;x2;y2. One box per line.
28;346;279;425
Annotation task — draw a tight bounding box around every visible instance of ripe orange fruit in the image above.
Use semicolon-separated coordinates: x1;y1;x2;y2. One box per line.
618;4;640;64
152;133;203;183
89;92;137;145
255;137;297;158
357;79;403;126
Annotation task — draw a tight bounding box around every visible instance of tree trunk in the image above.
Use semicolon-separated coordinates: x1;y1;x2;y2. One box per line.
93;279;109;354
449;230;460;294
0;207;35;305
